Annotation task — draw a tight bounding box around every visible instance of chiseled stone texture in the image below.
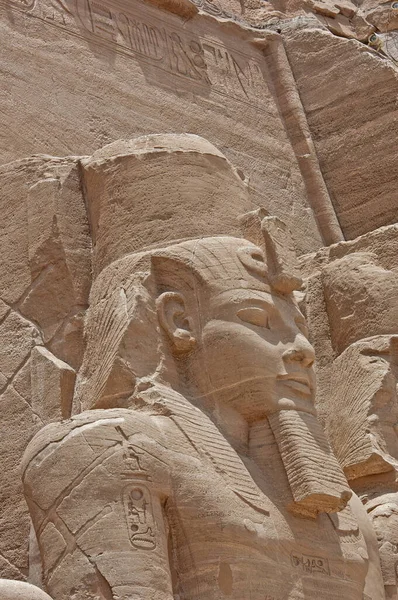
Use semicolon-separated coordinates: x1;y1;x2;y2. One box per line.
301;224;398;416
0;0;396;592
0;0;323;256
0;157;91;580
21;135;385;600
302;224;398;599
325;336;398;599
0;156;91;366
2;0;398;250
285;28;398;241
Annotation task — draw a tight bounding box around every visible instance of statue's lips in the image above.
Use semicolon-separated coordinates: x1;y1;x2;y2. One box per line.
276;373;312;396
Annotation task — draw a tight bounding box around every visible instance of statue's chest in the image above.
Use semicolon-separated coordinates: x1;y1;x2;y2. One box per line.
168;461;368;600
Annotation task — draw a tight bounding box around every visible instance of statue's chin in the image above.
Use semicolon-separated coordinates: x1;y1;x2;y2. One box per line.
268;409;352;518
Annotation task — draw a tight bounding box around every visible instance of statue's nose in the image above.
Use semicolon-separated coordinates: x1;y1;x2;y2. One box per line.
282;335;315;368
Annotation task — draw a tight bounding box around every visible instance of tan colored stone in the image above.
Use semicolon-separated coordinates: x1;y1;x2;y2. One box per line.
0;0;323;256
0;299;10;323
0;580;53;600
0;312;37;381
365;494;398;599
24;403;379;599
311;1;340;18
80;134;254;275
302;224;398;598
284;28;398;240
326;336;398;480
0;386;42;581
1;0;396;258
31;347;76;423
319;13;368;40
0;157;91;364
300;223;398;412
322;253;398;355
261;216;303;293
325;336;398;598
0;156;91;579
0;0;397;592
366;4;398;32
22;137;384;600
334;1;356;19
261;32;344;246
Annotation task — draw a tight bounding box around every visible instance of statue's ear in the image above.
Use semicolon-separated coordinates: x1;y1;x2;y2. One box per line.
156;292;196;354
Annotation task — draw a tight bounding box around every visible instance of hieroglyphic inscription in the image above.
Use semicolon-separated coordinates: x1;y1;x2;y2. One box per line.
3;0;269;108
290;552;330;576
123;484;156;550
121;439;152;481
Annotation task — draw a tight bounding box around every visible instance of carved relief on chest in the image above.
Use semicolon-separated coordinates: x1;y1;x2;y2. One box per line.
123;484;157;550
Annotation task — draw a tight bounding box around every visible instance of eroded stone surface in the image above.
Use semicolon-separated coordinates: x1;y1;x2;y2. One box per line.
0;156;91;581
1;0;398;585
302;225;398;598
327;336;398;599
285;29;398;241
3;0;398;253
0;0;325;256
20;136;386;600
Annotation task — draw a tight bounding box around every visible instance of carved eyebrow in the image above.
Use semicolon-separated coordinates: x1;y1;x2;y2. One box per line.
215;291;275;310
237;297;274;310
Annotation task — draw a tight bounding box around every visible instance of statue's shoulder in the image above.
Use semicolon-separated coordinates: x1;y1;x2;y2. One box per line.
22;397;196;493
23;407;171;461
22;408;175;502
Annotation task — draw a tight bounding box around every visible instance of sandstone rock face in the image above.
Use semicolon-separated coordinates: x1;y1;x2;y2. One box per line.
19;136;385;600
0;0;328;256
0;156;91;582
1;0;398;589
301;224;398;412
325;335;398;600
302;225;398;598
2;0;398;253
285;29;398;241
80;134;254;275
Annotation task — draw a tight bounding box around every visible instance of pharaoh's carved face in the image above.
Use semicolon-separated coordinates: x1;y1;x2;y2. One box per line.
198;284;316;421
156;237;316;421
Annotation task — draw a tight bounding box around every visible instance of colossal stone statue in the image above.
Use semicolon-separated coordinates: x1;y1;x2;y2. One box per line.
325;336;398;599
314;246;398;600
22;135;384;600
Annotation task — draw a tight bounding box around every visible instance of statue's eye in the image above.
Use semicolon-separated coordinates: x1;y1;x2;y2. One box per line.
237;307;270;329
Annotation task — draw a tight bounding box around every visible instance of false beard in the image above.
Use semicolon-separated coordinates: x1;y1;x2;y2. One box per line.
268;409;352;518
